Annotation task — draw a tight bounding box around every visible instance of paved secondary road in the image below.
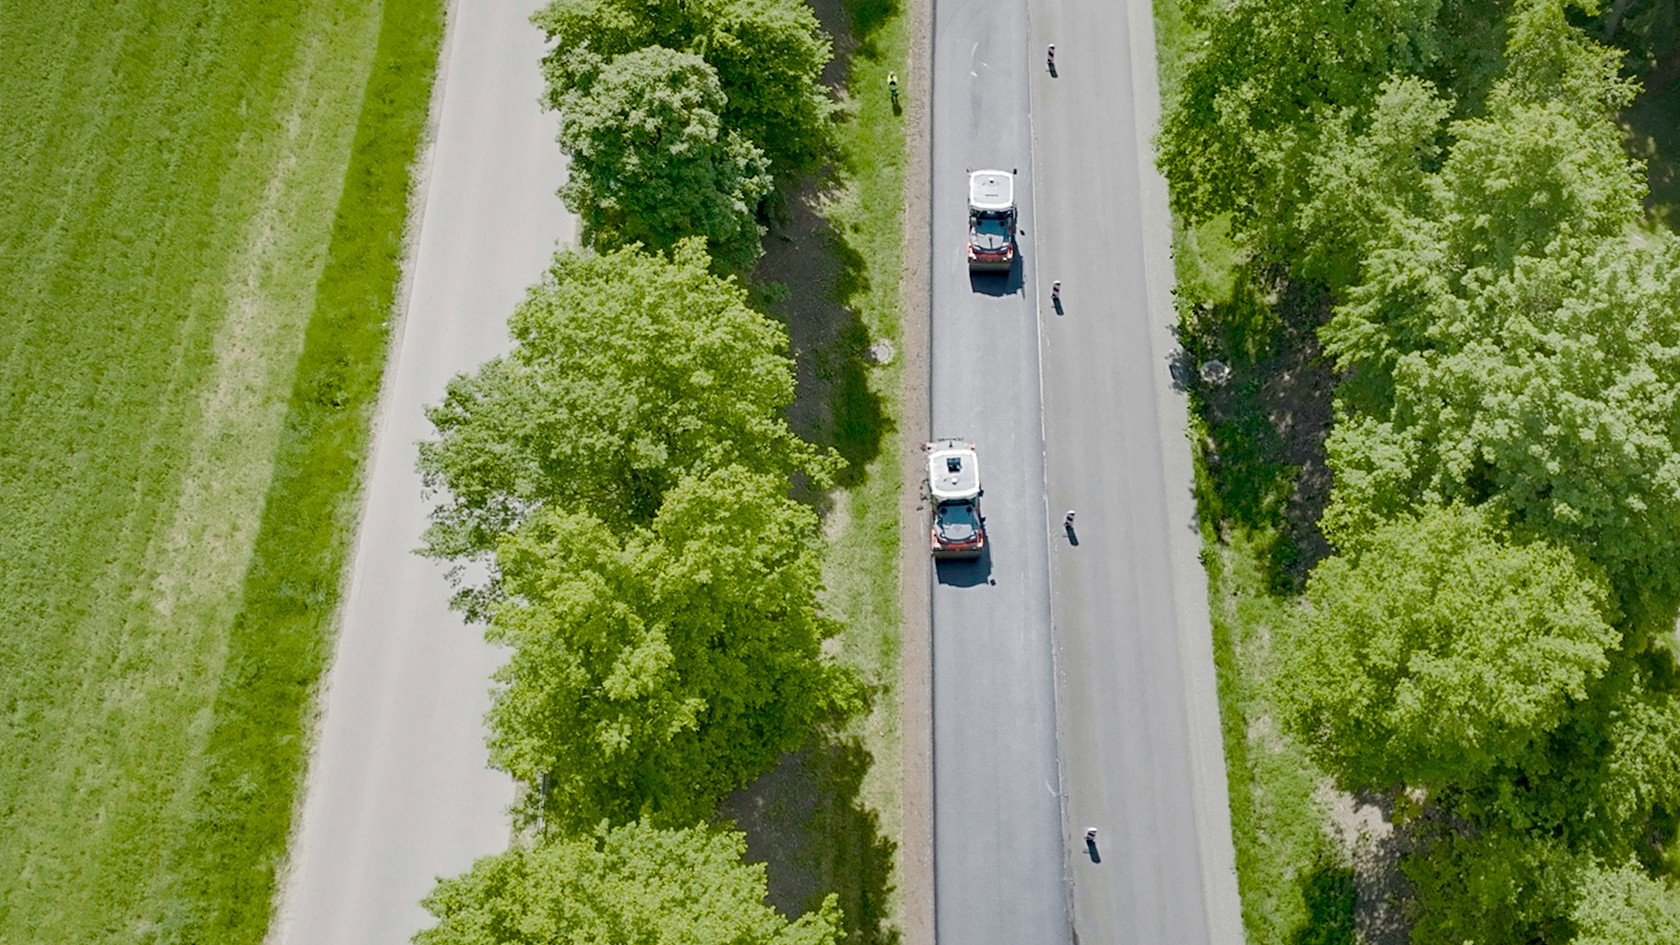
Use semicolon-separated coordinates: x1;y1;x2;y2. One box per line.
928;0;1241;943
927;2;1066;945
272;3;571;943
1031;0;1243;942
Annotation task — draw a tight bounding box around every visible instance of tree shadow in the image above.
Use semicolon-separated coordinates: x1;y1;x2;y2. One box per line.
754;0;900;510
720;734;900;945
1290;857;1357;945
1176;265;1339;591
805;0;903;94
1319;786;1416;945
755;189;889;504
1623;74;1680;234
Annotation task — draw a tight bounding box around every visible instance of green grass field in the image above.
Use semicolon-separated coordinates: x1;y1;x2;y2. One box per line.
0;1;443;941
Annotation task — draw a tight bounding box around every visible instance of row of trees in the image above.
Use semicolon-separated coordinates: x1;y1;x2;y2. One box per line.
411;1;851;935
413;242;857;943
404;14;853;914
534;0;835;269
1161;0;1680;941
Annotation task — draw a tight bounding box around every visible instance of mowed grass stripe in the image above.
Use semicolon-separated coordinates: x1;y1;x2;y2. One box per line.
1;12;300;927
0;5;381;936
160;5;447;939
0;1;445;942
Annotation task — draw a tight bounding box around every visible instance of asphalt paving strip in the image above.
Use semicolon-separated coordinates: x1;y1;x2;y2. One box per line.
924;0;1243;943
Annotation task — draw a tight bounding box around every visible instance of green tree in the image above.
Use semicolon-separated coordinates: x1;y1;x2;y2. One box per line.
483;466;858;830
416;820;844;945
1296;75;1453;292
1319;0;1643;373
534;0;833;176
1276;505;1618;791
1572;860;1680;945
1402;826;1580;945
1154;0;1442;227
553;46;771;269
418;241;828;601
1322;241;1680;598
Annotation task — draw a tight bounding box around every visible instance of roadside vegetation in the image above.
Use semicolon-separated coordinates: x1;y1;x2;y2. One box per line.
411;0;909;942
0;1;443;943
1155;0;1680;942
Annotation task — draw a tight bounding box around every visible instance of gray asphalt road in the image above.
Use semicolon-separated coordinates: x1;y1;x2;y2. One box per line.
929;0;1241;943
272;3;571;943
1032;0;1242;940
928;3;1067;945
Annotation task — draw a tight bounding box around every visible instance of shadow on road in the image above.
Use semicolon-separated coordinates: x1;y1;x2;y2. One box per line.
968;259;1025;297
934;546;994;586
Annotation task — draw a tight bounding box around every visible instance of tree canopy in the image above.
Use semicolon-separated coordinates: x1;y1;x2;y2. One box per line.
1162;0;1680;936
416;820;845;945
483;465;857;830
1276;504;1618;791
1154;0;1443;227
534;0;833;176
551;46;771;269
1572;860;1680;945
419;240;829;607
1321;241;1680;598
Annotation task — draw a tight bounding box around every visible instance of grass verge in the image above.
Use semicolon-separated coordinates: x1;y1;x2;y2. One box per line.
0;1;443;942
1152;1;1353;943
722;0;908;941
163;5;445;941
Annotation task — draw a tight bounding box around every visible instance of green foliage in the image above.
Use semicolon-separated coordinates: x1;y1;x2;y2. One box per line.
0;1;441;942
416;820;845;945
1402;827;1581;945
1572;860;1680;945
1277;504;1618;791
534;0;834;177
1498;0;1639;118
1165;0;1680;939
1154;0;1443;227
1430;102;1641;268
1323;241;1680;597
483;466;859;830
1295;76;1453;292
419;240;830;608
553;46;772;270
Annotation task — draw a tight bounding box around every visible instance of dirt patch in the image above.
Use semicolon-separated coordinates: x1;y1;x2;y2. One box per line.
1318;784;1415;945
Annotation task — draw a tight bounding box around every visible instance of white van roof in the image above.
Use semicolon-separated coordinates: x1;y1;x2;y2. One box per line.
928;443;981;501
968;170;1014;212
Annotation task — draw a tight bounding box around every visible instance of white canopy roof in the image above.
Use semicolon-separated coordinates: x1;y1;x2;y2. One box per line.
928;443;981;501
968;170;1014;212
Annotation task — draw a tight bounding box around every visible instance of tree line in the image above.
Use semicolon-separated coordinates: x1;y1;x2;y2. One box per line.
1160;0;1680;941
410;1;854;941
